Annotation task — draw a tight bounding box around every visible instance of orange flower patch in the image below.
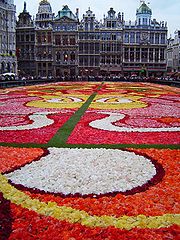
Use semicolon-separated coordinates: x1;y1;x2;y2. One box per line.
158;117;180;124
0;147;45;174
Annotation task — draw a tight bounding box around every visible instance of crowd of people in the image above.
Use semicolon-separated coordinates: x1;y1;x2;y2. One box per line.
0;73;179;83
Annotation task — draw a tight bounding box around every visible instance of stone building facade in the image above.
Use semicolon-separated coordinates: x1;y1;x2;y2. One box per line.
122;2;167;77
16;2;35;76
0;0;16;74
100;8;123;75
53;5;79;78
78;8;100;76
35;0;54;77
167;31;180;73
16;1;168;78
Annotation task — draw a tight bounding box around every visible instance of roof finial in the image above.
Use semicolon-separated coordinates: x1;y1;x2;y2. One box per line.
24;1;27;12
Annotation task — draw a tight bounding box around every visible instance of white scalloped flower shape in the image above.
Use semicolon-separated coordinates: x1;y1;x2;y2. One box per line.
5;148;156;195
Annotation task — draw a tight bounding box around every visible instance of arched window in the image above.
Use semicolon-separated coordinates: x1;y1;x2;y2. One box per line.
70;52;75;61
37;53;42;59
12;63;16;73
48;53;52;59
56;52;61;61
1;62;5;73
90;22;94;31
7;62;11;72
85;22;88;31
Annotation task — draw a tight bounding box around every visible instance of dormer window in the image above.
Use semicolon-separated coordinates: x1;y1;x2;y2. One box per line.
85;22;88;31
143;18;147;25
112;21;116;28
107;21;111;28
90;22;93;31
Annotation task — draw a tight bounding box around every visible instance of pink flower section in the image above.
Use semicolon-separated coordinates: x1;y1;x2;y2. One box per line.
0;115;31;127
122;95;180;118
67;112;180;145
0;113;72;144
0;96;53;115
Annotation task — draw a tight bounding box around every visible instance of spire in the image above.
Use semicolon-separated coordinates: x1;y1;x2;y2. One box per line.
23;1;27;12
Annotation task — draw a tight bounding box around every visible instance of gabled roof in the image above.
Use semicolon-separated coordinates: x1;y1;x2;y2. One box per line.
55;5;77;21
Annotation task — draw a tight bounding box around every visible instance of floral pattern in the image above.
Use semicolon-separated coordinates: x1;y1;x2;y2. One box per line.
0;82;179;239
5;148;157;195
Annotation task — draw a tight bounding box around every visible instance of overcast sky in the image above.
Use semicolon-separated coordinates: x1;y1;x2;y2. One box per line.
14;0;180;36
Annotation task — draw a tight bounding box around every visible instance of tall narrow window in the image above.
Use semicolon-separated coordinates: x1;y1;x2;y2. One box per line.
130;48;134;62
136;48;140;61
124;48;129;60
136;32;140;43
150;33;154;44
124;32;129;43
149;48;153;61
85;22;88;31
130;32;135;43
155;33;159;44
90;22;94;31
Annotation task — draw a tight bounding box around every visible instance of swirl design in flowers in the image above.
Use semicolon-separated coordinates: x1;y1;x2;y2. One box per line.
26;95;89;109
89;111;180;133
91;94;147;109
0;82;179;239
0;112;56;130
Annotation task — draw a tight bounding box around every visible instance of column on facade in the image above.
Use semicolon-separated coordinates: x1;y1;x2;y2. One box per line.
140;47;142;62
130;47;135;62
158;47;161;63
82;42;84;54
153;48;155;63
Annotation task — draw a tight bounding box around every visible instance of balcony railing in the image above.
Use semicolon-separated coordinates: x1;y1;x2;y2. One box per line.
36;57;53;61
55;60;78;65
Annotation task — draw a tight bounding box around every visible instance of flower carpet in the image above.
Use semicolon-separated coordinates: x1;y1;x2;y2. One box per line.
0;82;179;239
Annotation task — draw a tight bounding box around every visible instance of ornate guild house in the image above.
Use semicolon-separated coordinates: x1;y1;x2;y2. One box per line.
53;5;79;77
16;0;168;78
78;8;100;77
35;0;54;78
123;2;167;76
16;2;35;76
100;8;123;76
